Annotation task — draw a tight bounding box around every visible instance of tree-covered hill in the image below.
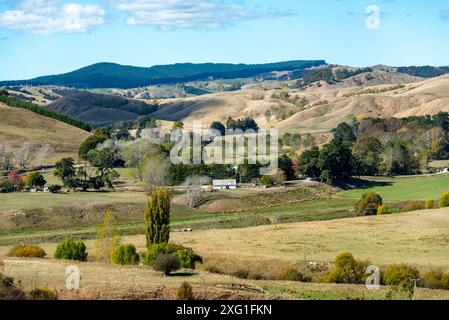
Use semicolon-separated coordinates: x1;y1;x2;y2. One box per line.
397;66;449;78
0;60;326;89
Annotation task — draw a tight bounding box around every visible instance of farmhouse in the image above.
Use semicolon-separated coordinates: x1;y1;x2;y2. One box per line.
213;179;237;190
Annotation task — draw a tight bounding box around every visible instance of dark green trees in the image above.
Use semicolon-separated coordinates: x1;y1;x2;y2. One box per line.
210;121;226;136
297;146;321;178
54;157;76;187
144;188;171;247
318;139;354;181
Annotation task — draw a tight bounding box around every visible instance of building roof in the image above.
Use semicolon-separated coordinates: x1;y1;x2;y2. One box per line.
212;179;237;186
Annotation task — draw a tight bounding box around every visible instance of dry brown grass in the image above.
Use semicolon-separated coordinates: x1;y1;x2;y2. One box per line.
6;207;449;277
2;257;449;300
149;73;449;134
0;102;90;164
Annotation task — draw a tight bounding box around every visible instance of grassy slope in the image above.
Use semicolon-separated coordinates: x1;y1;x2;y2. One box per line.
337;175;449;201
3;209;449;300
1;257;447;301
5;207;449;272
2;258;449;300
0;191;146;211
170;208;449;270
0;102;90;164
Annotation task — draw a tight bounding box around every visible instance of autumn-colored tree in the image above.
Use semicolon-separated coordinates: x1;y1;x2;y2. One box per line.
144;188;170;247
95;210;120;264
7;169;23;191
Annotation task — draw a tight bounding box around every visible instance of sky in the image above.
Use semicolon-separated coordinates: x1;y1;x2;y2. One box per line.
0;0;448;80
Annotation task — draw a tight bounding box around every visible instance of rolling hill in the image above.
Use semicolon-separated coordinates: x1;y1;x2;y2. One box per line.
0;60;326;89
45;90;158;127
0;102;91;164
151;71;449;133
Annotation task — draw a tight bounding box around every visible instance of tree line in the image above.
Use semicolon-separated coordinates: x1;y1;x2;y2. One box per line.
0;93;91;132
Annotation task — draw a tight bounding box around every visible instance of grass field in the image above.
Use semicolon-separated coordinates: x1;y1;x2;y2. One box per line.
338;175;449;201
0;102;90;164
3;208;449;300
2;257;449;300
4;207;449;273
111;208;449;272
0;191;147;211
0;197;355;245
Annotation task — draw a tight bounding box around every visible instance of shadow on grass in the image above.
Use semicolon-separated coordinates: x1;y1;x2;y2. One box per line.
168;272;198;277
335;178;394;190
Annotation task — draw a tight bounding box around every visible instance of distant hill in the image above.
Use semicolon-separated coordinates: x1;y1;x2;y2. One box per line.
0;94;91;131
46;90;158;127
397;66;449;78
151;71;449;133
0;60;326;89
0;102;91;165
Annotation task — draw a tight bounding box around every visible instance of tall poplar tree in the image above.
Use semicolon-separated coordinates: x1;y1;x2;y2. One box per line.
144;188;171;247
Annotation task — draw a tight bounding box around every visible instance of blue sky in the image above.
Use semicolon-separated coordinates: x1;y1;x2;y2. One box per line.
0;0;448;80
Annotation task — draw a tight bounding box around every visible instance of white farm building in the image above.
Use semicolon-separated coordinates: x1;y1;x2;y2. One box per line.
212;179;237;190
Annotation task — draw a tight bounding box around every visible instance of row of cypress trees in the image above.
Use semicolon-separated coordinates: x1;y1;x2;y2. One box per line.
0;94;91;132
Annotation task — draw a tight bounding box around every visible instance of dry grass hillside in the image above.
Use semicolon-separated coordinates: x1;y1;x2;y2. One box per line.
151;72;449;133
2;207;449;300
0;102;90;164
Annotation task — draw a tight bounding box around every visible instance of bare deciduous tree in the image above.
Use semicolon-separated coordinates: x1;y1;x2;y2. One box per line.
143;157;172;194
122;140;159;181
33;144;52;168
15;142;34;169
183;176;211;208
0;145;15;172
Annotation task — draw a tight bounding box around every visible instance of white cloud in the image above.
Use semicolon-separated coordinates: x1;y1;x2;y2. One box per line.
110;0;295;30
0;0;105;34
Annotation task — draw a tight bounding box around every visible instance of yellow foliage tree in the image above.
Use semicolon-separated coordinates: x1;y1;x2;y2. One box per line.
95;210;120;263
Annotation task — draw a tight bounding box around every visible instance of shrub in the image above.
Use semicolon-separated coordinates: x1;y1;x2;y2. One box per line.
354;193;383;216
400;201;425;212
377;204;388;215
145;244;167;266
8;245;46;258
0;274;26;300
260;176;273;187
0;258;4;267
48;184;62;193
277;267;310;282
421;269;449;290
323;252;368;284
144;243;202;270
54;236;88;261
382;264;419;286
28;288;58;300
177;282;194;300
382;264;419;299
425;199;435;210
152;253;180;275
440;191;449;208
175;248;203;269
111;244;140;265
